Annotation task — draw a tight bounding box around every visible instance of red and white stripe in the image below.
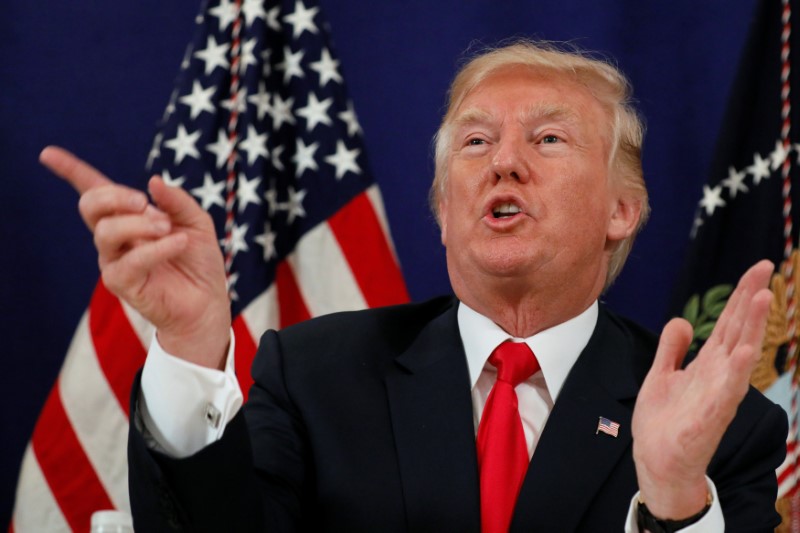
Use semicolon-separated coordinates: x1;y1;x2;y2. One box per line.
11;187;408;531
780;438;798;498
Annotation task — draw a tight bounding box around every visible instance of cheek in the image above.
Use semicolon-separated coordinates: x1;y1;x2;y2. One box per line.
547;175;612;233
448;159;485;193
445;179;479;217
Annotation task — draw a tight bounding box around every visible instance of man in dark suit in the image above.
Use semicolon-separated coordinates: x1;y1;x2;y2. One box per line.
43;40;786;531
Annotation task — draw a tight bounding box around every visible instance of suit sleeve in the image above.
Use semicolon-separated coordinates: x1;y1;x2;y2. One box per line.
710;389;788;531
128;329;309;532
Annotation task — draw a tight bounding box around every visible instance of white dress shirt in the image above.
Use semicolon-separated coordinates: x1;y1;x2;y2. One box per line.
459;300;596;459
139;300;723;531
139;329;242;457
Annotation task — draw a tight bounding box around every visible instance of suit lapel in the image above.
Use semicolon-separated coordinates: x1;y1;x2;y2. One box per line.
385;300;481;532
512;308;641;531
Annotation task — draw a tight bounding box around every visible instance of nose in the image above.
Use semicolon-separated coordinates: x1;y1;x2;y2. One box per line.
489;135;531;184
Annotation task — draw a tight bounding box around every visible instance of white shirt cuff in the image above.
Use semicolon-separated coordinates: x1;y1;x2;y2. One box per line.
624;477;723;532
139;329;243;458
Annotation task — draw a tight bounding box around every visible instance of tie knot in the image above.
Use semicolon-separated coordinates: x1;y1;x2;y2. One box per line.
489;341;539;387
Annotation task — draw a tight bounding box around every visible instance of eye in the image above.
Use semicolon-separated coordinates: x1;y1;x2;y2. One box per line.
467;138;486;146
541;134;560;144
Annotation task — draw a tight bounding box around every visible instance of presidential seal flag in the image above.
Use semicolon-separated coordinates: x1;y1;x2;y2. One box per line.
671;0;800;528
9;0;408;530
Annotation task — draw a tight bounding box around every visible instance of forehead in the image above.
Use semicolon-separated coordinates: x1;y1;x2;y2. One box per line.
452;66;609;127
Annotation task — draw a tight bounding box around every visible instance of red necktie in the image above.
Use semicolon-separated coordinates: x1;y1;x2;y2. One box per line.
477;341;540;533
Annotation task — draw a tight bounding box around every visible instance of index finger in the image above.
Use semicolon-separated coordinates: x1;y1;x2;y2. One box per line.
708;259;773;347
40;145;112;194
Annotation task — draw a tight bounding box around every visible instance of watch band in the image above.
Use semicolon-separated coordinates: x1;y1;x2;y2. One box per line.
636;493;713;533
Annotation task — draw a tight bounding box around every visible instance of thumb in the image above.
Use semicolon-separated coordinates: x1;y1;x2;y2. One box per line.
653;318;694;374
147;176;213;229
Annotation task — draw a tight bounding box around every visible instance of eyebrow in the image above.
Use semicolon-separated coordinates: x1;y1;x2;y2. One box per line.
451;107;494;129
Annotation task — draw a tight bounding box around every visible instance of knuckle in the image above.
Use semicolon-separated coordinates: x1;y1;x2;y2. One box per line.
100;265;124;295
127;248;146;271
77;192;97;225
79;186;117;226
93;218;113;246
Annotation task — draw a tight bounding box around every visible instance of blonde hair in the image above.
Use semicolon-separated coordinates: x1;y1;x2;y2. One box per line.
430;40;649;288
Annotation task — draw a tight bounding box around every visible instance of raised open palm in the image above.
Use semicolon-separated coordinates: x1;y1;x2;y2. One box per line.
632;260;774;518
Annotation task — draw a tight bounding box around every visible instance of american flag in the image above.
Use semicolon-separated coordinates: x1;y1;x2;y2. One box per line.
596;416;620;438
10;0;408;530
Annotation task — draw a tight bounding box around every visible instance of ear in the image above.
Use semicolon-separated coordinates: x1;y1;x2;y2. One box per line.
606;194;641;243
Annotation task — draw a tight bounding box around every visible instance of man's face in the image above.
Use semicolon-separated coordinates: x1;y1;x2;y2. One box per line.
439;66;636;302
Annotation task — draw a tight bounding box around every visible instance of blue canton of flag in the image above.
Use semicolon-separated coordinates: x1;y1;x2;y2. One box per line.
146;0;402;317
596;417;620;438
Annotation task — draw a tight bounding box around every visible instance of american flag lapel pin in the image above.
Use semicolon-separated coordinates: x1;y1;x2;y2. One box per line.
596;416;620;438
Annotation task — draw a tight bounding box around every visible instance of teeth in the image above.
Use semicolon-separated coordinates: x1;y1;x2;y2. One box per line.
492;203;522;217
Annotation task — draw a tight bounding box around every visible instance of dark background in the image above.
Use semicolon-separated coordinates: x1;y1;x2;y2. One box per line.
1;0;761;524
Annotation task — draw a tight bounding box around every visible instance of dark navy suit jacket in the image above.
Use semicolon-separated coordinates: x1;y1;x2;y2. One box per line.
128;296;787;531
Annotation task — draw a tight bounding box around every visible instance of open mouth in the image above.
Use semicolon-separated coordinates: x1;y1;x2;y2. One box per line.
491;202;522;219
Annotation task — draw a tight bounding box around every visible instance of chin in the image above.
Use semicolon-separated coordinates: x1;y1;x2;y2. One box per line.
446;241;545;283
477;251;540;280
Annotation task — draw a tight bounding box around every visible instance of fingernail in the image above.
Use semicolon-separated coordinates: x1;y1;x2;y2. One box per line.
129;194;147;210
